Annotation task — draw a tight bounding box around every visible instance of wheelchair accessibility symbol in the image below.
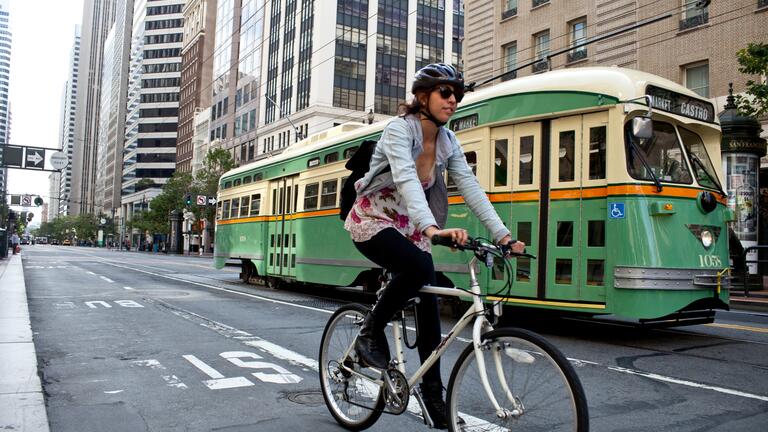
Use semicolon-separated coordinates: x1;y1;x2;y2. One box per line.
609;202;625;219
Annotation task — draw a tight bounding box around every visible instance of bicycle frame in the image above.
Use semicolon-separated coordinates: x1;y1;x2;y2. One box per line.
336;254;522;419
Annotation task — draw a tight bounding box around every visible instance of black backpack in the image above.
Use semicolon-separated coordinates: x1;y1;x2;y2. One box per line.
339;139;390;221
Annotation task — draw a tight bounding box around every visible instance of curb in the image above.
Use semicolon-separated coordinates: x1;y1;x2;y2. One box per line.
0;254;50;432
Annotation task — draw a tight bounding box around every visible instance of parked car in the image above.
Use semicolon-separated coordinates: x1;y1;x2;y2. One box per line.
62;239;72;246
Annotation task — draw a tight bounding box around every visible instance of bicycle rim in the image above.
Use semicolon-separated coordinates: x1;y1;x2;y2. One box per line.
318;304;384;430
446;328;588;432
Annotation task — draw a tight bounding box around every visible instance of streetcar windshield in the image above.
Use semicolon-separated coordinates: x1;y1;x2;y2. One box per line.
678;126;723;191
625;121;693;184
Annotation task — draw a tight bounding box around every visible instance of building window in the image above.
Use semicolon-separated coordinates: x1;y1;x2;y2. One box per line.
502;0;517;19
502;42;517;81
533;30;550;73
532;0;549;8
680;0;708;30
684;62;709;97
568;18;587;63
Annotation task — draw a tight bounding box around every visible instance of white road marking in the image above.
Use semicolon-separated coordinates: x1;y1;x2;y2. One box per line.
124;286;134;290
87;271;97;275
131;359;166;370
100;276;114;283
90;257;768;404
85;301;112;309
161;375;188;389
608;366;768;403
182;354;254;390
104;390;124;394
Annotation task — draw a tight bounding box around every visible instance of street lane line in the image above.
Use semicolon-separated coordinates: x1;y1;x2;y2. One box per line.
87;271;97;275
124;286;134;290
100;276;114;283
608;366;768;403
705;322;768;334
100;259;768;404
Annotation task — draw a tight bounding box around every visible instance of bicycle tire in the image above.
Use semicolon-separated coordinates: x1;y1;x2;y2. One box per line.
318;303;385;430
446;327;589;432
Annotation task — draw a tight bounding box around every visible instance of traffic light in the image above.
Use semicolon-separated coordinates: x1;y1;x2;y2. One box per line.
184;193;192;206
34;196;43;206
27;213;34;222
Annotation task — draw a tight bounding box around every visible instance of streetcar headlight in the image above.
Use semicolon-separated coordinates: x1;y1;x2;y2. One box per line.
701;230;713;248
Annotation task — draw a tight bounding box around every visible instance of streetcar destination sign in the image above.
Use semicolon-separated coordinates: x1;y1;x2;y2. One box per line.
645;84;715;123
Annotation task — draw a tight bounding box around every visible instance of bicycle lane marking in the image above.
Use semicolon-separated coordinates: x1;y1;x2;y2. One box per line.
94;258;768;405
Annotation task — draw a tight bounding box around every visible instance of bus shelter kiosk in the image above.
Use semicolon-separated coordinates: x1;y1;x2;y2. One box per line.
720;84;767;274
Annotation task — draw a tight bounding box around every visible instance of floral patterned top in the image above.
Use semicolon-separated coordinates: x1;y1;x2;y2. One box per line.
344;172;436;252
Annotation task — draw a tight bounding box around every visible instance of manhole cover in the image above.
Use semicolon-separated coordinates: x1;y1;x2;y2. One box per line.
286;391;325;406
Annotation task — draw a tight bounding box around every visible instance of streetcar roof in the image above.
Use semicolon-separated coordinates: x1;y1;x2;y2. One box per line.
221;67;712;181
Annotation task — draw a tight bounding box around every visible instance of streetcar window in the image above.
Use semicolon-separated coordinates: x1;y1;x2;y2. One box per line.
272;189;277;214
344;147;357;159
516;258;531;282
286;186;292;213
447;151;477;194
216;201;222;220
494;139;509;187
324;152;339;164
556;221;573;247
243;175;252;184
625;121;692;184
304;183;319;210
222;200;231;219
587;260;605;286
250;194;261;215
320;179;338;209
588;220;605;247
678;126;721;190
231;198;240;218
234;178;242;187
558;131;575;182
588;126;606;180
224;181;232;189
519;136;534;185
240;196;250;216
555;259;572;284
253;173;263;181
517;222;532;245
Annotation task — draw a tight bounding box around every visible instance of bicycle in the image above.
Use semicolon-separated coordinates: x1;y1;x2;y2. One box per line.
319;235;589;431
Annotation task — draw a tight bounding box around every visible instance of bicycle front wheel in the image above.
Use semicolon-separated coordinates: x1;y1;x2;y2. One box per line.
318;303;384;430
446;328;588;431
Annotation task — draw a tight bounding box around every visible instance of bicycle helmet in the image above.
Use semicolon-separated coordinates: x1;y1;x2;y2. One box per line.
411;63;465;97
411;63;464;127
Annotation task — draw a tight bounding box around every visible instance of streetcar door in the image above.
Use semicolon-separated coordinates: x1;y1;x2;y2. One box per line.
267;176;299;278
546;113;608;303
579;112;608;302
488;123;541;298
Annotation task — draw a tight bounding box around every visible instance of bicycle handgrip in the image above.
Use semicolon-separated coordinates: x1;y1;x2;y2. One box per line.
431;235;470;249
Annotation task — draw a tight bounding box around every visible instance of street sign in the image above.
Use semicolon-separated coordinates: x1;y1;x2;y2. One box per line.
1;145;24;168
9;194;21;205
49;151;68;170
196;195;206;206
207;196;217;206
21;195;31;206
25;147;46;170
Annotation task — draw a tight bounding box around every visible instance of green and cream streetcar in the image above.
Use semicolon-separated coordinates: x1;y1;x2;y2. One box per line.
214;67;730;325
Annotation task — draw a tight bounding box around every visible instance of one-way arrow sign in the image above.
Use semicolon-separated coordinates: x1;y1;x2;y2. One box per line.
25;147;46;169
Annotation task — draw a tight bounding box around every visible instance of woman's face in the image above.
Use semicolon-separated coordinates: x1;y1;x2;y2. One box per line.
420;85;459;123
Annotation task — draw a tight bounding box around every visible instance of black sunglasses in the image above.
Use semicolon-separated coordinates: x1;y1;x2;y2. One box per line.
435;85;464;102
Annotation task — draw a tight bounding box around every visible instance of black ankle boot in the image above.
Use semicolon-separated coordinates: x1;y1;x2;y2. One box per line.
420;381;448;429
354;311;390;369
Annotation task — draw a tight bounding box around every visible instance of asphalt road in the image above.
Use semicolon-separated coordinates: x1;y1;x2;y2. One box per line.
23;245;768;431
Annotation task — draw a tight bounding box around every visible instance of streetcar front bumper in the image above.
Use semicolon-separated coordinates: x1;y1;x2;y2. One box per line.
614;266;731;291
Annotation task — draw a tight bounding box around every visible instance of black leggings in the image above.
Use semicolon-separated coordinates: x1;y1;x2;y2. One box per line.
354;228;442;385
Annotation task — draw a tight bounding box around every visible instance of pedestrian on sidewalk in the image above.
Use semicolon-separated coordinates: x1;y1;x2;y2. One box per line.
10;232;20;254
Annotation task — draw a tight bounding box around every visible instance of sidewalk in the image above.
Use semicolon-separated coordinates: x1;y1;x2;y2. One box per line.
0;253;49;432
729;288;768;312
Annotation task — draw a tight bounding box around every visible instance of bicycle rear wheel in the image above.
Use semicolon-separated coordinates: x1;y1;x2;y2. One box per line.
446;328;588;431
318;303;384;430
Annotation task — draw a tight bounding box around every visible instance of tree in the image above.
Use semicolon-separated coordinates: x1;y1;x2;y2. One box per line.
131;172;195;237
192;148;236;231
735;42;768;118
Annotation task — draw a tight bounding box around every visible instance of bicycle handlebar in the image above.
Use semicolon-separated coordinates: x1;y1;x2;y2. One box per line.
430;235;536;259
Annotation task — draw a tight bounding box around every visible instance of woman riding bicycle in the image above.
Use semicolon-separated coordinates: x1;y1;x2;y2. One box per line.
343;63;525;429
